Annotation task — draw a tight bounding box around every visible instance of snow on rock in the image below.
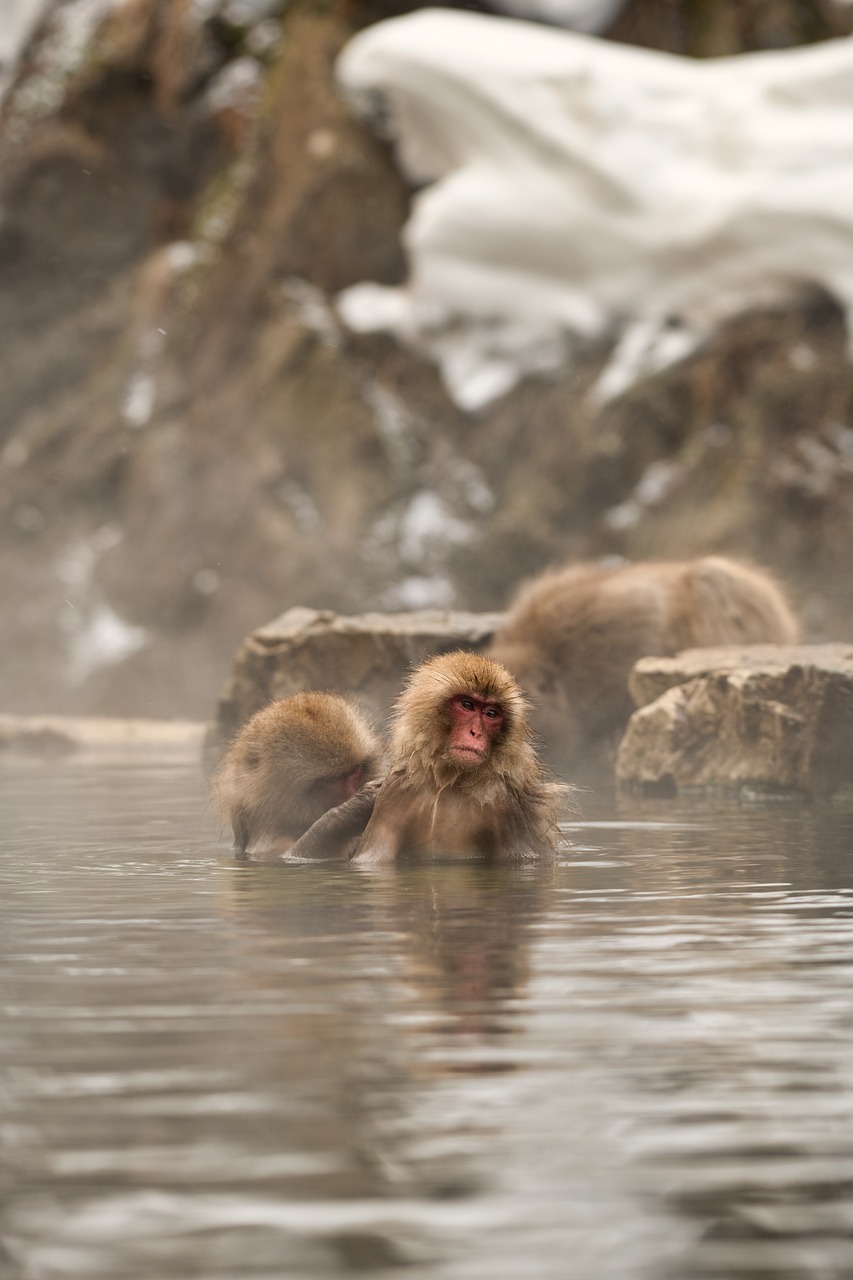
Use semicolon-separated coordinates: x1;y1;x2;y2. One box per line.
2;0;125;120
0;0;47;98
336;9;853;411
0;0;47;65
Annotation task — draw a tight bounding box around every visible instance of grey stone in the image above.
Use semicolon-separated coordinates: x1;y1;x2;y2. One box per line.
616;643;853;796
210;606;506;756
0;714;206;758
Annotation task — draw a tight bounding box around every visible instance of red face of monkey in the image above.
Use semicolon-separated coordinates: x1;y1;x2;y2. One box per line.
447;693;505;767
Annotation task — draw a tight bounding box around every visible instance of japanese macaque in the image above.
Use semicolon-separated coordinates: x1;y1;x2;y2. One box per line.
488;555;799;774
290;651;567;864
211;692;382;860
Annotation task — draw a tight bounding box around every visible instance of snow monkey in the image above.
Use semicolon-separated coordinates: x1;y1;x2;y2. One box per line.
488;555;799;773
289;651;568;864
212;692;382;859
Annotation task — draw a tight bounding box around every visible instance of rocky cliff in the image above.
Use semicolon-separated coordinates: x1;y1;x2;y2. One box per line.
1;0;852;719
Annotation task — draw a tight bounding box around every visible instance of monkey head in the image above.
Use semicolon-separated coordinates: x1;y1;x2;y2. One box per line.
212;691;382;856
389;650;538;787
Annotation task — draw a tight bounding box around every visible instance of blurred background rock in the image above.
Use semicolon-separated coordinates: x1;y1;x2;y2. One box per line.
1;0;852;719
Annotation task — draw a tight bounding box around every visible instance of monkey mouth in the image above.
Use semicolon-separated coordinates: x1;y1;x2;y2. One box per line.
450;744;488;764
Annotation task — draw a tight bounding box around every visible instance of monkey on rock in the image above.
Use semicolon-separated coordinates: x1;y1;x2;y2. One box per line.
289;651;567;864
489;555;798;775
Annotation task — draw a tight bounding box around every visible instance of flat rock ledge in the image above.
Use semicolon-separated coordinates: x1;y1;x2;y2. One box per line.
210;606;506;756
0;715;207;758
616;644;853;797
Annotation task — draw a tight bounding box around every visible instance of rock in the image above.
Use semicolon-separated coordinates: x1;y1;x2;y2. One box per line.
616;644;853;797
0;714;206;758
210;606;506;755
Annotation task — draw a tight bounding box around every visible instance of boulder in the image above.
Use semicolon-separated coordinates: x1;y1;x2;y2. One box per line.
0;714;205;758
616;644;853;797
210;606;505;756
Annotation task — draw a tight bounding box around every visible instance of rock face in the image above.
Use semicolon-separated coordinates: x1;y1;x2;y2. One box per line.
210;606;505;755
616;644;853;796
0;0;851;723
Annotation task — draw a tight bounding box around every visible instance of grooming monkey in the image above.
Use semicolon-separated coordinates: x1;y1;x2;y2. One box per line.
212;691;382;859
488;555;798;772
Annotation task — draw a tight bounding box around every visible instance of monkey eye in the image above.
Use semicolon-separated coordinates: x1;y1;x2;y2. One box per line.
460;697;477;711
484;706;502;718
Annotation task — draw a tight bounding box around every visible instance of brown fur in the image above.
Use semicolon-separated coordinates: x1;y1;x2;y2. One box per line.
489;555;798;771
211;692;382;859
351;651;565;864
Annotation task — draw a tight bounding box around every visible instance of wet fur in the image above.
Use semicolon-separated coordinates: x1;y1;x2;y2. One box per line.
353;651;564;864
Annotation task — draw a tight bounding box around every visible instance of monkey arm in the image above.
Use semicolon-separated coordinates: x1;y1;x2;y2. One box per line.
286;781;381;861
345;768;412;870
348;820;401;865
349;778;411;865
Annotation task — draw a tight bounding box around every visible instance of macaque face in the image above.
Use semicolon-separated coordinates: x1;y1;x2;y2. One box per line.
447;693;505;768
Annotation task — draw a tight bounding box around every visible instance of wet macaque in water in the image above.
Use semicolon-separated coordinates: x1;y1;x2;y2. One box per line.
291;651;567;864
488;555;798;773
212;692;382;859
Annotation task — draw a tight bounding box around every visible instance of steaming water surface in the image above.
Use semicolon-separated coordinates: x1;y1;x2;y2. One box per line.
3;752;853;1279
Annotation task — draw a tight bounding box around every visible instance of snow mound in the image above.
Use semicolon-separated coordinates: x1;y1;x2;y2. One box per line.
335;9;853;410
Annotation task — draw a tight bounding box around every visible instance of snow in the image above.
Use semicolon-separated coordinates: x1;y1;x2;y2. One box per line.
382;575;456;610
55;529;148;685
366;483;483;608
397;490;473;563
122;372;156;428
203;54;263;114
0;0;46;67
64;602;148;685
0;0;46;100
121;327;167;428
3;0;126;119
336;10;853;410
484;0;625;32
604;458;684;532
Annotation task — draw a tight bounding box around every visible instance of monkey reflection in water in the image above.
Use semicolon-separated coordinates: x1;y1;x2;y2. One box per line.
290;651;572;865
212;691;382;860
